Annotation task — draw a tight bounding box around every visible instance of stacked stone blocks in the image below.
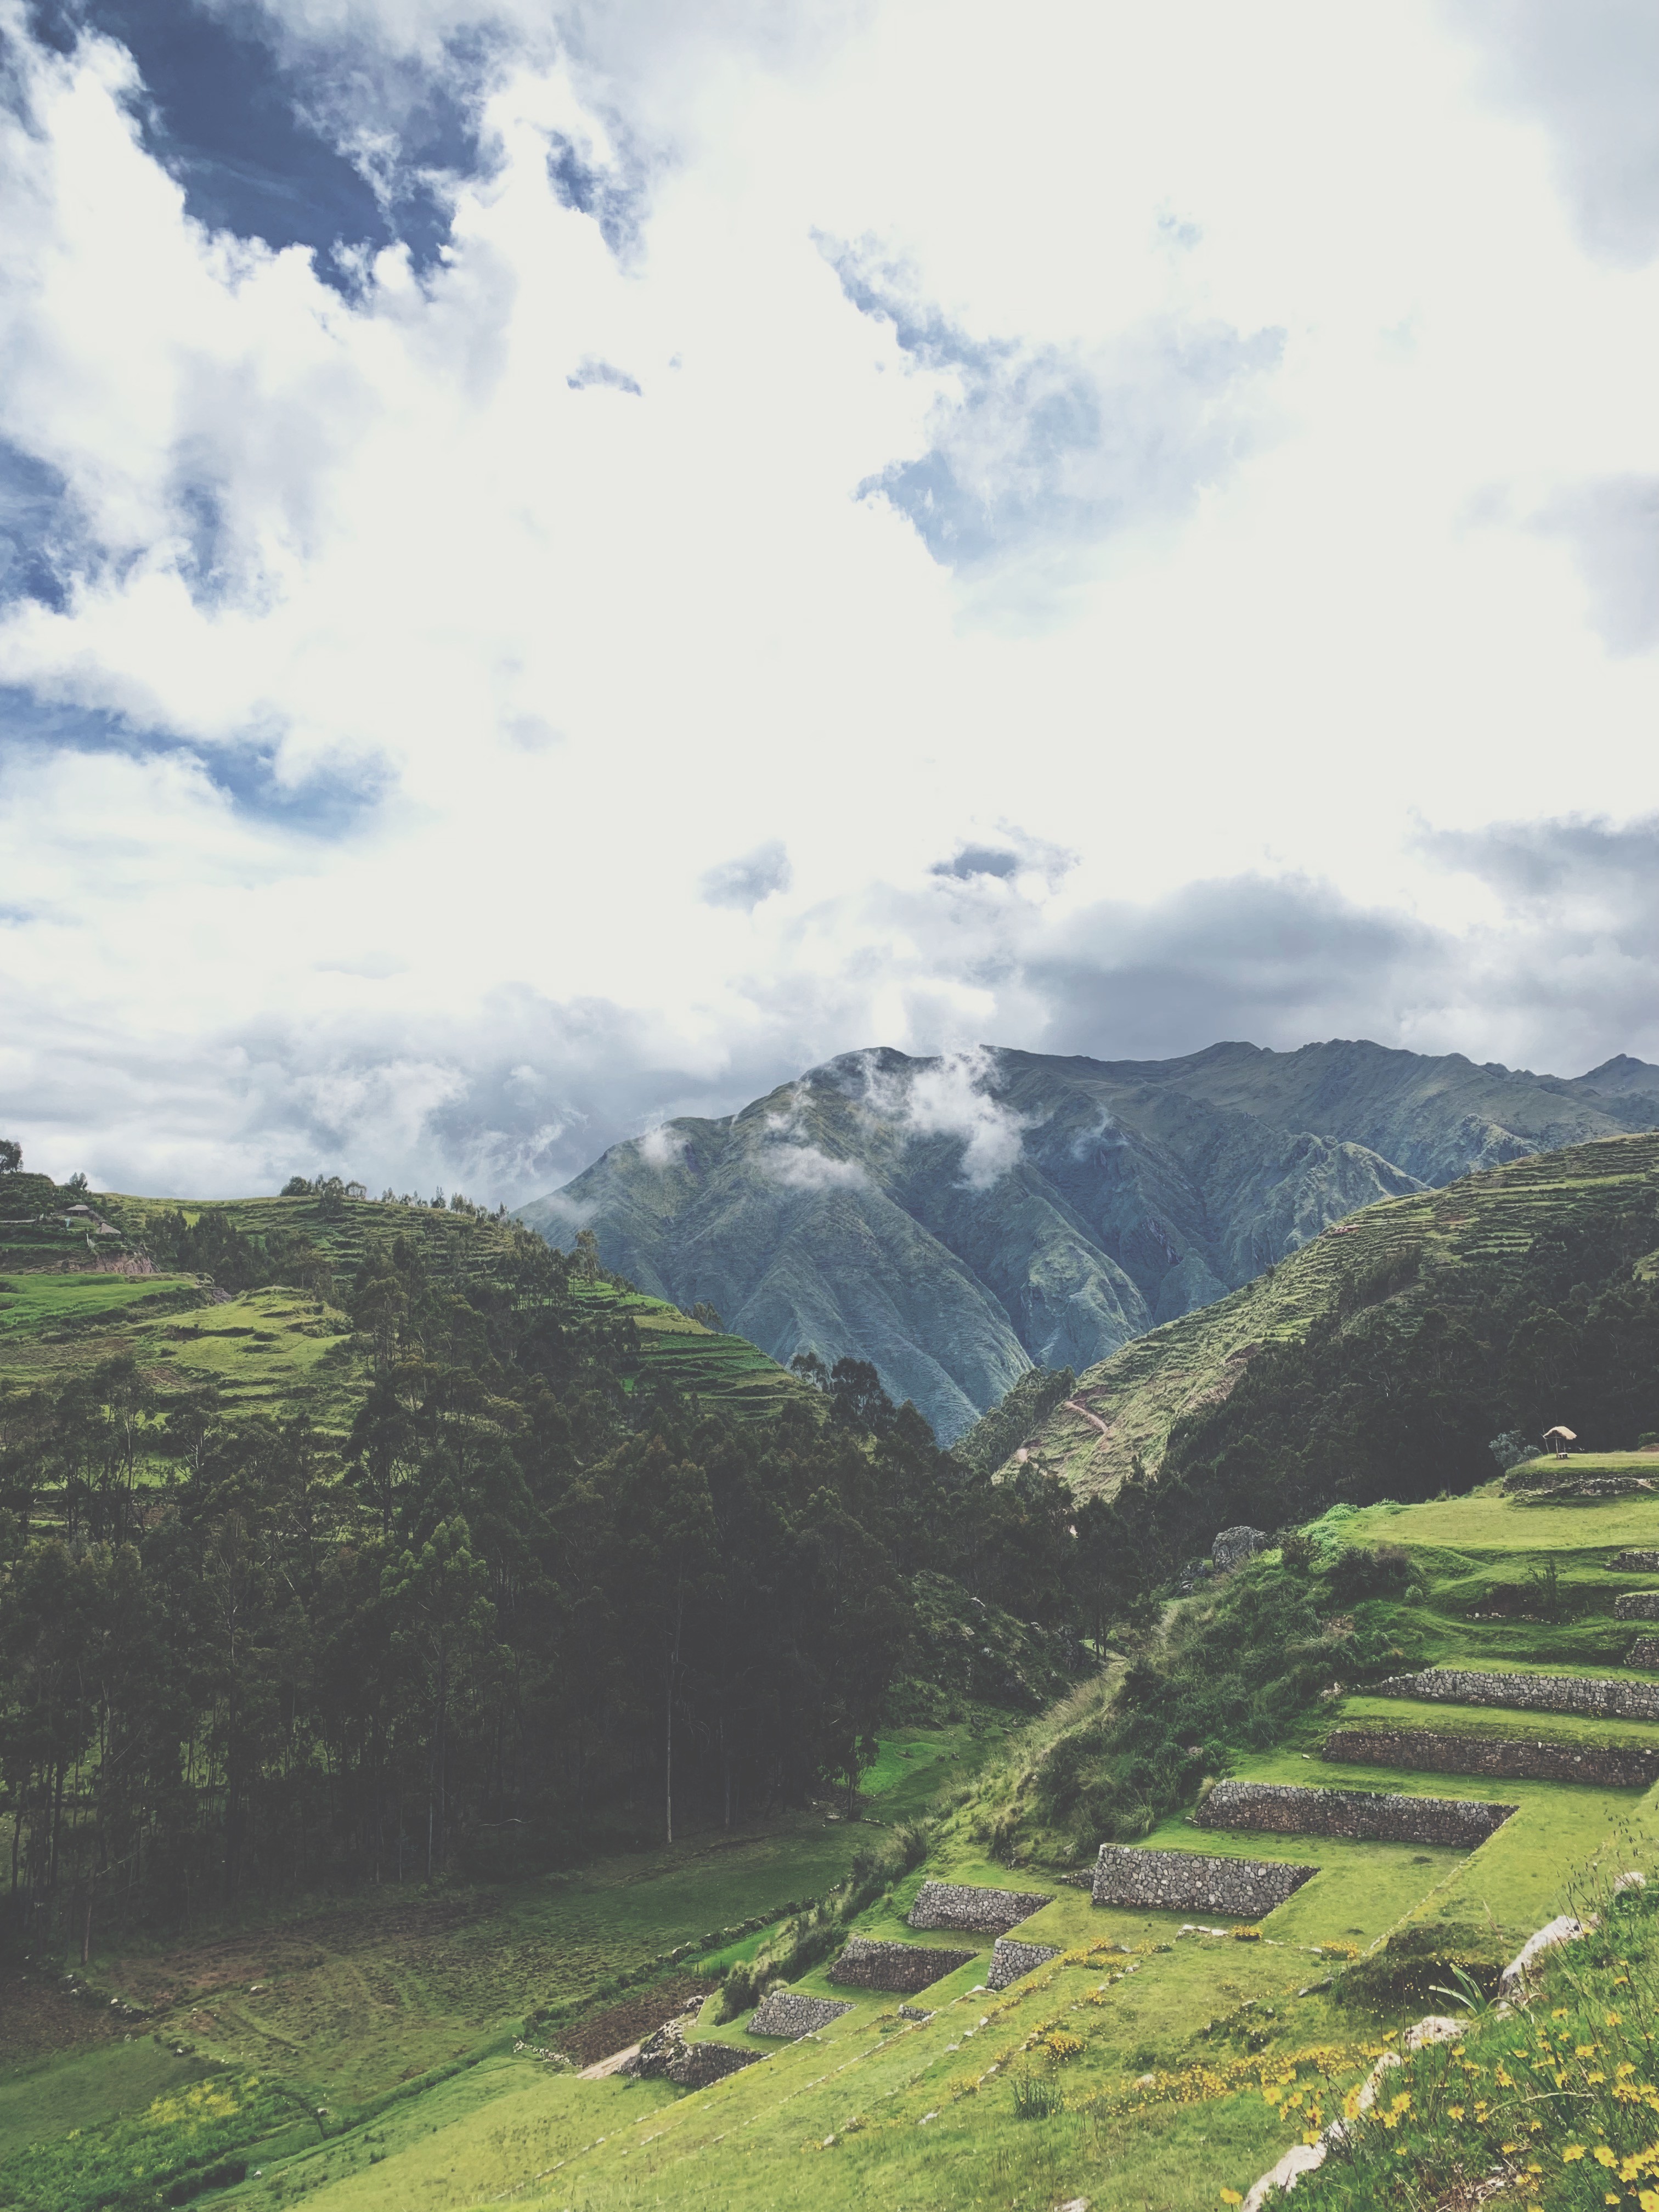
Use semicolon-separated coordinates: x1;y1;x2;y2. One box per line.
988;1939;1062;1990
747;1991;854;2039
826;1937;977;1994
1091;1845;1318;1918
1615;1593;1659;1621
1195;1779;1513;1847
1374;1668;1659;1722
906;1881;1051;1934
1323;1726;1659;1790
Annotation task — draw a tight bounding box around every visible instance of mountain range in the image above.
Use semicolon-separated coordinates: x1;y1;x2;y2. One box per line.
517;1039;1659;1441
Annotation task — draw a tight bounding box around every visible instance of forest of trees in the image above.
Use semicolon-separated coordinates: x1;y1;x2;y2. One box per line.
0;1224;1091;1949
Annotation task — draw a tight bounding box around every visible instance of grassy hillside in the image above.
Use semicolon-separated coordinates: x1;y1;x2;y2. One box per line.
0;1174;809;1430
1013;1126;1659;1497
13;1479;1657;2209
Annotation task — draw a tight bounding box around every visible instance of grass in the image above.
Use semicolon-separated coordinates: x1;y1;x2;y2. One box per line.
19;1485;1659;2209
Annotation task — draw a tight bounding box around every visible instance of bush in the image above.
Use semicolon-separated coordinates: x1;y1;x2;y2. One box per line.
1013;2069;1065;2118
1325;1545;1412;1603
715;1824;930;2021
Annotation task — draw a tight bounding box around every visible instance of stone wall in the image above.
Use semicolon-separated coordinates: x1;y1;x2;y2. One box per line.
1091;1846;1318;1918
747;1991;853;2039
907;1881;1051;1935
1194;1780;1513;1847
1374;1668;1659;1722
826;1937;977;1994
1630;1639;1659;1669
630;2018;768;2088
1607;1553;1659;1572
1323;1726;1659;1791
669;2039;768;2089
988;1939;1061;1991
1616;1593;1659;1621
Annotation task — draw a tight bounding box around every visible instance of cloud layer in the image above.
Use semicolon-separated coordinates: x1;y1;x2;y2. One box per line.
0;0;1658;1198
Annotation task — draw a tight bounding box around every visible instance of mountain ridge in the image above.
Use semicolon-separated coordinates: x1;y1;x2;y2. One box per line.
517;1037;1659;1441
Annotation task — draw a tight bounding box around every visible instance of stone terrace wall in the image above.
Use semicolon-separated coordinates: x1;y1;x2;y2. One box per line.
1092;1846;1317;1918
1607;1553;1659;1572
988;1939;1061;1991
1616;1593;1659;1621
1374;1668;1659;1722
1324;1726;1659;1791
907;1881;1051;1935
826;1938;977;1994
1195;1780;1512;1847
1630;1640;1659;1669
747;1991;853;2039
669;2039;768;2089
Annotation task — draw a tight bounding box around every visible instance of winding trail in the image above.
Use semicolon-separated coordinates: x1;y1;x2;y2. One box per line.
1063;1398;1111;1440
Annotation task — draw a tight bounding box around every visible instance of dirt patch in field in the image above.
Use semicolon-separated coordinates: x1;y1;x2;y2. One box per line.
0;1968;118;2064
554;1976;716;2067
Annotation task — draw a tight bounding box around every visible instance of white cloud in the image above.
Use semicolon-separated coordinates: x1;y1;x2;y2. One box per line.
637;1121;689;1166
1;1;1658;1199
856;1044;1032;1189
761;1143;869;1192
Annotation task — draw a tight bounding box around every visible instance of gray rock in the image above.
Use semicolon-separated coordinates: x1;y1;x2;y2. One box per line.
1211;1526;1268;1573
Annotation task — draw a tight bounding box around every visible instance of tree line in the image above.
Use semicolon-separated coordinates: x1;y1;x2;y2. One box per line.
0;1222;1095;1948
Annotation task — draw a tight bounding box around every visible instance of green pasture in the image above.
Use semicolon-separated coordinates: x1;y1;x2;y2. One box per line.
1344;1483;1659;1552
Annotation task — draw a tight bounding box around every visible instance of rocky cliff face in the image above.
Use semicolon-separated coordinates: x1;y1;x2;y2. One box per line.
518;1039;1659;1442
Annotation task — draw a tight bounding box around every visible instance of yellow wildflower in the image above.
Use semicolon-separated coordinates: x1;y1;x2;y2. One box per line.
1220;2193;1242;2207
1564;2145;1587;2162
1595;2147;1617;2166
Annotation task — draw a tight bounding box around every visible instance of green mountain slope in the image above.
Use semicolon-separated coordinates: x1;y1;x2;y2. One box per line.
519;1039;1659;1442
1013;1125;1659;1497
0;1173;808;1429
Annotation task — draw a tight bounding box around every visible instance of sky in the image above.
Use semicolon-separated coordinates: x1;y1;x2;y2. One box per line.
2;0;1658;1203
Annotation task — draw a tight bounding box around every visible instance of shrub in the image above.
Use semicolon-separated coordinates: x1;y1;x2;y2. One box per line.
1013;2069;1066;2118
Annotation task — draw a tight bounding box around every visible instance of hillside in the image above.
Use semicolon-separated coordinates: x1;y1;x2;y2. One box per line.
0;1173;809;1430
518;1039;1659;1441
1007;1125;1659;1503
17;1478;1659;2212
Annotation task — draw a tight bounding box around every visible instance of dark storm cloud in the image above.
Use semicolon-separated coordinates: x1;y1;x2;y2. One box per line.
1446;0;1659;266
1026;874;1444;1062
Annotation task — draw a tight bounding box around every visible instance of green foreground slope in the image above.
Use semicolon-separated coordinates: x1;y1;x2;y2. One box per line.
15;1481;1659;2212
1014;1127;1659;1497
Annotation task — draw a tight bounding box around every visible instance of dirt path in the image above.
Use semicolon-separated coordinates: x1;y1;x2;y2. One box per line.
1063;1397;1111;1440
579;2041;641;2081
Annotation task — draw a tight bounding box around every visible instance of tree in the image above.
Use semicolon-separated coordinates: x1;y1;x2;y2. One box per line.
280;1176;312;1197
0;1138;20;1173
382;1516;493;1876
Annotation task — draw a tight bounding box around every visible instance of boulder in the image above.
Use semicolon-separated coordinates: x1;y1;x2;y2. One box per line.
1212;1526;1268;1574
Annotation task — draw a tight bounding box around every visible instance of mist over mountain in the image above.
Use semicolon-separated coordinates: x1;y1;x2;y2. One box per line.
518;1039;1659;1441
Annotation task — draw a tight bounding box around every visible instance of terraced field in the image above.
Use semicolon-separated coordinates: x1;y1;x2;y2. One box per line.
0;1180;808;1430
1015;1128;1659;1496
11;1486;1654;2211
